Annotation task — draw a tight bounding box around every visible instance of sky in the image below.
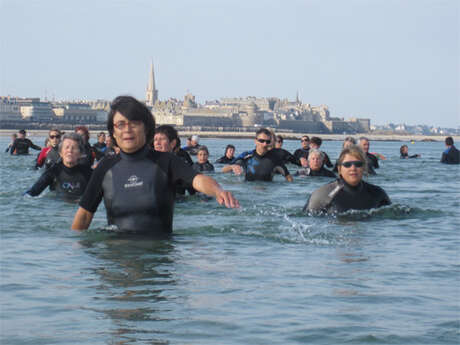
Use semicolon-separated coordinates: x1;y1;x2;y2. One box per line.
0;0;458;128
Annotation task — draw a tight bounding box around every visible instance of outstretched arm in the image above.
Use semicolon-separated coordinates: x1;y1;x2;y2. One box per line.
192;174;239;208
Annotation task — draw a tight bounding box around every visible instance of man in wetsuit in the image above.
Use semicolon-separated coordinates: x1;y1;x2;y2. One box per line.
440;137;460;164
304;146;390;213
293;135;309;167
215;144;236;164
10;129;41;155
36;128;62;169
359;137;379;175
272;135;300;166
296;149;336;177
222;128;293;182
92;132;107;161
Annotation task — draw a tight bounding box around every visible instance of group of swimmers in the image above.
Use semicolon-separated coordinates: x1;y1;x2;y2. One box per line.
6;95;459;235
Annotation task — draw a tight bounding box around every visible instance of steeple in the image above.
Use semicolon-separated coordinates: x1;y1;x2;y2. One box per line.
296;90;300;104
146;60;158;106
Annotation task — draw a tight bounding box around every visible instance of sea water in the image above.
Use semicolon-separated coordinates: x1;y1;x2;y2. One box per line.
1;136;459;344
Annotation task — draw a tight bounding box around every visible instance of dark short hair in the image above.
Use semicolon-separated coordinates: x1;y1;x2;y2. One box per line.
155;125;178;143
225;144;235;154
445;137;454;146
301;135;310;141
97;132;106;137
49;128;61;136
255;128;272;138
19;129;26;135
276;135;284;143
107;95;155;145
400;145;408;155
198;145;209;155
310;136;322;146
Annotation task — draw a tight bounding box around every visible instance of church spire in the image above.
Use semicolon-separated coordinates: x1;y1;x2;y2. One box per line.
146;60;158;106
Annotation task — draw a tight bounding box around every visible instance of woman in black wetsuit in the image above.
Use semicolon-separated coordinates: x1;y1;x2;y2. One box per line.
305;145;391;213
26;133;92;199
400;145;421;159
192;146;215;172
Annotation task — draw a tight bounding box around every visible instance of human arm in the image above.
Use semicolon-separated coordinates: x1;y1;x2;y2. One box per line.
25;168;55;196
27;139;42;151
192;174;239;208
36;148;50;168
286;174;293;182
221;164;243;175
9;140;17;155
71;207;94;230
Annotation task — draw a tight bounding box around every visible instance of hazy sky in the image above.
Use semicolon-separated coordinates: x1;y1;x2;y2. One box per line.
0;0;458;127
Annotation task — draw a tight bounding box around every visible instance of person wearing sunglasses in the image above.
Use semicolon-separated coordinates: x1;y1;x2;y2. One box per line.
304;145;390;213
222;128;293;182
26;133;92;200
72;95;239;235
293;135;310;167
35;128;62;170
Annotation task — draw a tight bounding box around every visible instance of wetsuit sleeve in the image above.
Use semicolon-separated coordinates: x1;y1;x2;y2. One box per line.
377;187;391;207
79;159;114;213
304;182;340;212
324;153;333;168
168;154;199;187
27;139;41;151
26;167;56;196
286;151;301;166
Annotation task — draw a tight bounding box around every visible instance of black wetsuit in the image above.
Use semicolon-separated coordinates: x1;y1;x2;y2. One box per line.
93;142;107;160
192;161;215;172
10;138;41;155
79;146;198;234
294;148;309;161
235;149;290;181
183;145;201;156
79;142;95;167
441;146;460;164
271;148;300;166
215;155;235;164
365;152;379;175
400;153;419;159
176;148;194;166
296;167;336;177
26;162;92;199
43;147;61;170
174;148;195;195
304;178;391;213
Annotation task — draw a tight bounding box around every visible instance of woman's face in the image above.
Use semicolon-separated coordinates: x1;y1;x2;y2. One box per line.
154;133;175;152
338;153;364;186
60;139;81;167
225;147;235;159
112;112;146;153
197;150;209;164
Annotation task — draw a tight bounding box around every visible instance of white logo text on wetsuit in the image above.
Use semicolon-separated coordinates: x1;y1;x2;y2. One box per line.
124;175;144;188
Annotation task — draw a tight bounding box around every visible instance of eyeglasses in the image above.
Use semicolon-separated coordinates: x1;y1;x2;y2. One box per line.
256;138;271;144
340;160;364;168
49;135;61;139
113;120;143;130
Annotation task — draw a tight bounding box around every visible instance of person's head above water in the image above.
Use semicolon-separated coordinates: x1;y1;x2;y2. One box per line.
107;95;155;153
308;149;324;171
275;135;283;149
309;136;322;149
75;126;90;143
224;144;235;159
400;145;408;155
342;136;356;149
300;135;310;149
445;137;454;147
337;145;367;186
255;128;272;156
359;136;370;153
58;133;84;168
48;128;61;148
197;145;210;164
154;125;178;153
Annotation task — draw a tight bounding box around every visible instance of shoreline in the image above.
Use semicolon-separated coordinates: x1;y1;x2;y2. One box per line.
0;129;457;142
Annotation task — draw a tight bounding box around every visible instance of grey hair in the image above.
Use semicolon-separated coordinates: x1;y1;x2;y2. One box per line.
58;132;84;154
359;136;369;142
308;148;324;161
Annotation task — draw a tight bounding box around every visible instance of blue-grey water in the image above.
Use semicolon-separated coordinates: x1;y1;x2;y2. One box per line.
1;136;459;345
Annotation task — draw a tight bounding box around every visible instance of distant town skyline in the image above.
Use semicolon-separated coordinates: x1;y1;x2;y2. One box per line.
0;0;458;128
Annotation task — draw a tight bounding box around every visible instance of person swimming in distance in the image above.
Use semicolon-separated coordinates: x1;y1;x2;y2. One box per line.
400;145;421;159
440;137;460;164
222;128;293;182
296;149;336;177
215;144;236;164
35;128;62;170
10;129;41;155
304;145;391;214
72;96;238;235
192;146;215;173
26;133;92;199
5;133;17;153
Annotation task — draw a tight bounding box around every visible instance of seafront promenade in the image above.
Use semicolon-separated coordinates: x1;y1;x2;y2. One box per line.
1;128;457;142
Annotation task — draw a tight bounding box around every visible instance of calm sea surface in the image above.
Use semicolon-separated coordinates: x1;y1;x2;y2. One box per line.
1;136;459;345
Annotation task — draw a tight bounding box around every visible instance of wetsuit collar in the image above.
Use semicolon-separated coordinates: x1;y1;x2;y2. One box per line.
120;145;150;161
339;177;363;193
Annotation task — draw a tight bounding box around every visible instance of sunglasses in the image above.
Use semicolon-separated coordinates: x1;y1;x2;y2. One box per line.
340;160;364;168
276;140;282;143
113;120;142;130
301;139;309;142
256;138;271;144
49;135;61;139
